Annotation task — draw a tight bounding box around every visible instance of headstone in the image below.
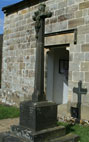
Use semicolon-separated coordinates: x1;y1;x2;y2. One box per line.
73;80;87;121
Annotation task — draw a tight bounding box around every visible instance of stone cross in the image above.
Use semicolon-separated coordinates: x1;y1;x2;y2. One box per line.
32;4;52;102
73;81;87;120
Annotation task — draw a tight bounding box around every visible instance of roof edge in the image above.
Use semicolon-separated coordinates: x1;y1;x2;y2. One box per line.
2;0;47;15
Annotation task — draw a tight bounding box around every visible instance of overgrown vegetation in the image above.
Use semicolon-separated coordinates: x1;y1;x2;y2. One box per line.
57;121;89;142
0;104;20;119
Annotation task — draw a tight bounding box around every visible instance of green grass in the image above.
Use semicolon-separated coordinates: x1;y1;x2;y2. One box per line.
57;121;89;142
0;104;20;119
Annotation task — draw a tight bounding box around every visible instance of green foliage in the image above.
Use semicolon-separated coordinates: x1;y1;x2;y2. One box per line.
0;104;20;119
57;122;89;142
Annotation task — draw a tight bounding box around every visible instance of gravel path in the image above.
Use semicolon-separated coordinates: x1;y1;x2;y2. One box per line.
0;118;19;132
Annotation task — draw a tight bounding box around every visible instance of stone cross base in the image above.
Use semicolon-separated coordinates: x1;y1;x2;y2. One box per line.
20;101;57;131
11;125;65;142
0;129;79;142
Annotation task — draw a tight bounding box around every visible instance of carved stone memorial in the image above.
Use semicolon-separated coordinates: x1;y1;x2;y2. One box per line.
0;4;79;142
72;81;87;121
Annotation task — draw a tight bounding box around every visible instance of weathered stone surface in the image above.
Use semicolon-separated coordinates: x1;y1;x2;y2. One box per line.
0;133;26;142
72;72;84;82
85;72;89;82
50;17;58;24
55;8;66;16
69;62;80;72
0;131;80;142
20;101;57;131
81;104;89;120
11;125;66;142
77;34;86;44
70;45;81;52
0;35;3;88
58;1;67;9
78;25;89;34
68;18;84;28
58;14;74;22
67;0;75;6
69;71;72;81
73;53;84;62
45;33;74;46
66;4;78;14
84;53;89;61
79;1;89;10
81;62;89;71
50;133;79;142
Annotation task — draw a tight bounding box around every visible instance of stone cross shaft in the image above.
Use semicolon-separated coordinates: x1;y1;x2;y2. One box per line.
73;81;87;120
32;4;52;102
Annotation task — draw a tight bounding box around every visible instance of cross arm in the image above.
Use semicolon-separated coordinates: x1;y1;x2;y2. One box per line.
73;87;79;94
80;88;87;95
40;11;52;18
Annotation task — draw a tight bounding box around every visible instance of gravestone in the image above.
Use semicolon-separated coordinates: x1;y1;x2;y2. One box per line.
0;4;79;142
72;81;87;121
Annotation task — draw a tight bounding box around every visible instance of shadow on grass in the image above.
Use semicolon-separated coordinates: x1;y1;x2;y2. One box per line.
57;122;75;134
65;124;75;134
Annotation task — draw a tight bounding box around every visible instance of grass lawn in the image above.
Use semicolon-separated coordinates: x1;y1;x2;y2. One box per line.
0;104;20;119
58;122;89;142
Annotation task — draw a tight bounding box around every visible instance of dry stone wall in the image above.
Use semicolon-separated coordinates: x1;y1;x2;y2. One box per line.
1;0;89;119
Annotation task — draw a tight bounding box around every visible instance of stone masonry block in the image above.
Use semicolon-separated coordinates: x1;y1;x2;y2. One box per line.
68;18;84;28
21;9;28;14
67;0;75;6
79;1;89;10
58;14;74;22
75;10;82;18
84;16;89;24
81;62;89;71
69;71;72;81
55;8;66;16
86;34;89;43
81;44;89;52
59;21;68;30
85;53;89;61
70;45;81;52
72;71;84;82
58;1;67;9
51;23;59;32
50;3;58;11
85;72;89;82
83;82;89;93
66;5;78;14
50;17;58;24
77;34;86;44
68;81;78;90
78;24;89;34
69;62;80;72
73;53;84;62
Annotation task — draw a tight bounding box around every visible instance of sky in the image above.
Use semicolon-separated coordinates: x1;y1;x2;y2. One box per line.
0;0;22;34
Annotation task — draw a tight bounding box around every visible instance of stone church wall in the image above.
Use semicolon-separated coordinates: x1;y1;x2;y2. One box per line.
2;0;89;119
0;35;3;88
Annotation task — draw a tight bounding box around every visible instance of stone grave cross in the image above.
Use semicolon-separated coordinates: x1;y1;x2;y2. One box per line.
73;81;87;120
32;4;52;102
